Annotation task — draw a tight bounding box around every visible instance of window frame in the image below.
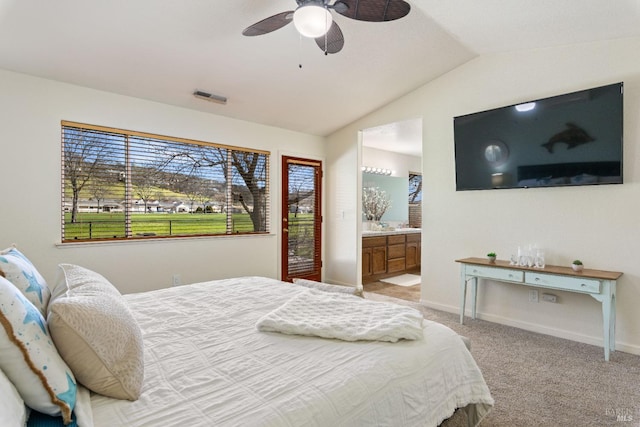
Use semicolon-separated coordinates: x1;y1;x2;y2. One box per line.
61;121;270;243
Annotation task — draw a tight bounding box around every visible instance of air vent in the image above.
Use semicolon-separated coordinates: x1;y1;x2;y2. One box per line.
193;90;227;105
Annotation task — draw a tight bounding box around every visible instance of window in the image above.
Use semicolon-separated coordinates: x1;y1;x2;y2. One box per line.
408;173;422;203
61;121;269;242
408;172;422;228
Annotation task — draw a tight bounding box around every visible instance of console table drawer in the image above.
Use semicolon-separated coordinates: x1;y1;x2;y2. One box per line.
466;265;523;282
525;272;601;294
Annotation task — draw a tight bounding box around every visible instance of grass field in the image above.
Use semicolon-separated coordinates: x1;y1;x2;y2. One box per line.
63;212;314;240
63;212;254;240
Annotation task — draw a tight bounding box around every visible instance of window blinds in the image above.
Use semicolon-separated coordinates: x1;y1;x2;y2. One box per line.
61;121;269;242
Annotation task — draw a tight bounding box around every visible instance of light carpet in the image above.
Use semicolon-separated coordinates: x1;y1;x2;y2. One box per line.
364;292;640;427
379;273;421;287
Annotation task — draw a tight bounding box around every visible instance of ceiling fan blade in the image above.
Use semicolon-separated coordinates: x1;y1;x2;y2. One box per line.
330;1;349;14
242;11;294;36
315;20;344;54
334;0;410;22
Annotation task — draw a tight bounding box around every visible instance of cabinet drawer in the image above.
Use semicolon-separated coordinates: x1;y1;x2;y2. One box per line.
525;272;601;294
466;265;523;282
387;234;406;245
388;244;406;259
406;233;421;243
388;258;406;273
363;236;386;248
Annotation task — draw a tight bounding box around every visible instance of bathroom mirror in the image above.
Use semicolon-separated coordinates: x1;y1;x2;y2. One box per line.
362;174;408;222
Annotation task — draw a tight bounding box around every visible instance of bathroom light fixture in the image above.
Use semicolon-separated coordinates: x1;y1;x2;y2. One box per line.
293;2;332;38
362;166;392;176
193;90;227;105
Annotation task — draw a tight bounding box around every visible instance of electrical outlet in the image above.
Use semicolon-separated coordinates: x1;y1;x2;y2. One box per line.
542;293;557;303
172;274;181;287
528;289;539;303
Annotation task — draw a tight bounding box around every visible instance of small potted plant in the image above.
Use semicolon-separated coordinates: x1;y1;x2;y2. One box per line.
487;252;496;263
572;260;584;272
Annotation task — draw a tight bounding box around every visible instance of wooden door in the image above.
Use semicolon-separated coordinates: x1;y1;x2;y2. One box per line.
281;156;322;282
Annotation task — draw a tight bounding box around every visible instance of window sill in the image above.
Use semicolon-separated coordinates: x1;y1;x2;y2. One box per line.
55;233;276;248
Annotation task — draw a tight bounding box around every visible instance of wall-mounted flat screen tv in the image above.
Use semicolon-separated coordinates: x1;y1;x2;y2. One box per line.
453;82;623;191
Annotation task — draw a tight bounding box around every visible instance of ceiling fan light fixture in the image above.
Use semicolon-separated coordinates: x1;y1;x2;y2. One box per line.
293;3;332;38
515;102;536;112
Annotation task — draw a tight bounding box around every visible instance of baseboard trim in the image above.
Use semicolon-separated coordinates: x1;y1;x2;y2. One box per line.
420;299;640;357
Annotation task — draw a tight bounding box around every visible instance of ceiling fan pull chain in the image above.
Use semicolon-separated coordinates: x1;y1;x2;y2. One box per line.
299;33;303;68
324;8;328;55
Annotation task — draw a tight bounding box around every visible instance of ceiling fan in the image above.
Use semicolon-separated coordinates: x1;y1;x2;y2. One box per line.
242;0;411;54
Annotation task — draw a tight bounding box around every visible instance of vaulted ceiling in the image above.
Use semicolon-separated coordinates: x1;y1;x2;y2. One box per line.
1;0;639;140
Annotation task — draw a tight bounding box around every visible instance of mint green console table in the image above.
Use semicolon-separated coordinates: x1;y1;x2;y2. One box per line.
456;257;623;361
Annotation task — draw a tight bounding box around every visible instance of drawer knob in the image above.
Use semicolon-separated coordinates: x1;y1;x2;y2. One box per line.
535;277;540;281
581;283;587;287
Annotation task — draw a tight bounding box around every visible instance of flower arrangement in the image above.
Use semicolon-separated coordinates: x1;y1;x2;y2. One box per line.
362;187;391;221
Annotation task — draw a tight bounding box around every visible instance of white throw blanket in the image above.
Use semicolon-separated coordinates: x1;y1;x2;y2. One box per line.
256;289;424;342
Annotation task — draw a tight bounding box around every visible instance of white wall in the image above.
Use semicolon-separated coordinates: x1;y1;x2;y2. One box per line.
0;69;325;294
327;37;640;355
324;129;361;286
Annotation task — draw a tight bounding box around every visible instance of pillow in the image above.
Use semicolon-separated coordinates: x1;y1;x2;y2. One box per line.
293;278;363;297
0;276;76;424
0;246;51;316
0;367;27;427
47;264;144;400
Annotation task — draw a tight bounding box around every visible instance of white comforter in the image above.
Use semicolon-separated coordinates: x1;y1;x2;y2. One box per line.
86;276;493;427
256;289;424;342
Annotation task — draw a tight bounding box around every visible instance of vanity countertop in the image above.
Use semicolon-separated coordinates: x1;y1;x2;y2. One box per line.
362;228;421;237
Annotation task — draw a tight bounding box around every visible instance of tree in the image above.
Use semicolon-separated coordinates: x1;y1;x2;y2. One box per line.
230;151;268;231
144;144;268;231
175;174;216;213
63;129;115;223
88;174;109;213
131;166;158;213
409;173;422;203
287;164;315;217
173;147;268;231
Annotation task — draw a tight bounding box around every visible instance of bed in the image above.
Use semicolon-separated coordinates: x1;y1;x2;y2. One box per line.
0;250;493;427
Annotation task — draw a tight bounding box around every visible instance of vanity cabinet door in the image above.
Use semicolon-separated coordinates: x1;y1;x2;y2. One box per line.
363;236;388;276
372;246;387;275
406;242;419;269
362;247;373;277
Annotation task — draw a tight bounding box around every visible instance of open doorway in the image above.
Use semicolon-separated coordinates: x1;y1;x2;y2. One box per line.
360;118;423;302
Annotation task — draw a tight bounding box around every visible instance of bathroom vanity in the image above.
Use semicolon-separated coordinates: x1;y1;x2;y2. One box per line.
362;229;421;283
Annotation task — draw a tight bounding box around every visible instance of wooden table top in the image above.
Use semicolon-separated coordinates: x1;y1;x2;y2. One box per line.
455;257;623;281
